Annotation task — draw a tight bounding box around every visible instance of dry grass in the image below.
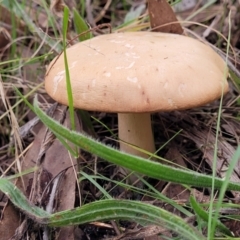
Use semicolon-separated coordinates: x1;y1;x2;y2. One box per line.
0;0;240;239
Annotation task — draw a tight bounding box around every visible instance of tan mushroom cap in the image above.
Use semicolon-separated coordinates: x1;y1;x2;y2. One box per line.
45;32;229;113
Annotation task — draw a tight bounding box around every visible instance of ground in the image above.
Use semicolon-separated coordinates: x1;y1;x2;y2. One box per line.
0;0;240;239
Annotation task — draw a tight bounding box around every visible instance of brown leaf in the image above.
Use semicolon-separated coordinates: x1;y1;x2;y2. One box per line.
186;128;240;199
148;0;183;34
16;106;82;239
0;203;20;240
21;46;45;84
163;146;190;213
192;189;210;203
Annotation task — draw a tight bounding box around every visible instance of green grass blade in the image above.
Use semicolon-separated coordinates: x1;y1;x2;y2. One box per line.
142;177;192;217
80;171;113;199
230;68;240;91
190;196;232;237
14;88;78;157
5;167;37;179
0;178;204;239
71;9;96;135
11;0;62;53
33;97;240;191
79;174;192;217
78;110;96;136
0;178;50;219
208;14;232;239
49;199;205;240
210;145;240;237
73;8;92;41
62;6;75;131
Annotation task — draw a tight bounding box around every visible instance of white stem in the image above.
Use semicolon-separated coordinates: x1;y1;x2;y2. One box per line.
118;113;155;158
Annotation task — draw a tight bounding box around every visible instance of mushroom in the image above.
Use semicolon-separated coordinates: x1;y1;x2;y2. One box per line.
45;31;229;181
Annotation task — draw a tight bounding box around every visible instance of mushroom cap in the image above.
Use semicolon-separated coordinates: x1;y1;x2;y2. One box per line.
45;32;229;113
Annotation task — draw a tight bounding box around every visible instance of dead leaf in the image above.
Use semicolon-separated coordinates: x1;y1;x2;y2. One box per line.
15;105;81;239
162;145;190;215
176;4;223;26
0;203;20;240
21;46;46;84
148;0;183;34
186;128;240;199
192;189;210;203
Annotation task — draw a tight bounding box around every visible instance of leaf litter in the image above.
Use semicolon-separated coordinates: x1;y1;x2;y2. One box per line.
0;0;240;239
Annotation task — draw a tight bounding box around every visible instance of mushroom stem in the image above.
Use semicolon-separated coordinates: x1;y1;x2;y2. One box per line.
118;113;155;158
